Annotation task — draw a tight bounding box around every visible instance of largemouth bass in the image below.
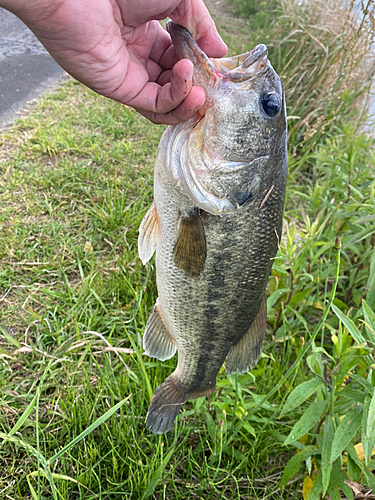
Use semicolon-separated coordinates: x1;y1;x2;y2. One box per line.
138;21;287;434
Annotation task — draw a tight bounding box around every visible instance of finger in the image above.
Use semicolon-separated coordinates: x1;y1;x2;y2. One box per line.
135;85;205;125
146;58;164;82
157;69;172;87
126;58;203;115
171;0;227;58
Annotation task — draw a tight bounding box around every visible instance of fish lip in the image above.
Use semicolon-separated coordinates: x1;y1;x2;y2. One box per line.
167;20;218;108
227;45;268;82
242;44;268;68
166;20;215;72
166;21;190;54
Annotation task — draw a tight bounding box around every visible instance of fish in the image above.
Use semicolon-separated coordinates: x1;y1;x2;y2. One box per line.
138;21;287;435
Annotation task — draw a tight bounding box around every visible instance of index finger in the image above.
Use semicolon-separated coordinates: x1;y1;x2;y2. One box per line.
170;0;227;58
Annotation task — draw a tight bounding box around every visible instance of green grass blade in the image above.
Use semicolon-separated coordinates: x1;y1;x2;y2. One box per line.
0;433;47;467
124;326;153;402
0;327;22;348
143;446;175;499
26;476;39;500
47;396;130;465
28;470;94;493
7;393;37;438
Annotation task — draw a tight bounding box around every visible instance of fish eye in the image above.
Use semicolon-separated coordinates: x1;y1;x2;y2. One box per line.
261;91;281;117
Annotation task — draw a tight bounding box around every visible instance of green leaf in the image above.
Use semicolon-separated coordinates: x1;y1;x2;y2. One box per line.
331;304;366;344
280;377;323;417
331;304;373;364
366;252;375;309
350;374;374;396
306;352;324;377
326;459;343;500
337;472;354;500
267;288;289;309
344;225;375;248
362;390;375;465
347;452;361;482
206;412;217;443
321;416;334;495
26;476;39;500
362;299;375;343
243;421;256;438
284;401;327;446
143;447;175;498
280;445;318;487
355;214;375;224
289;289;311;306
346;443;375;493
306;468;323;500
327;481;342;500
330;405;362;464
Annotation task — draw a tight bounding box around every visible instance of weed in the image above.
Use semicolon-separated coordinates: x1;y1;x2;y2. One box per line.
1;0;375;498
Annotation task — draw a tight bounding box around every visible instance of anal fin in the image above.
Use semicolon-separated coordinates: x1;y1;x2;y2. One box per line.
173;208;206;278
138;202;158;264
226;299;267;375
143;298;177;361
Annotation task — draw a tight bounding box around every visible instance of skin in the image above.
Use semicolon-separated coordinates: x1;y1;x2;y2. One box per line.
0;0;227;124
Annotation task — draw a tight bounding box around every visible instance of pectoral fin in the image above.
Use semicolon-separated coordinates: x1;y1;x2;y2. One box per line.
143;298;177;361
173;209;206;278
226;299;267;375
138;202;158;264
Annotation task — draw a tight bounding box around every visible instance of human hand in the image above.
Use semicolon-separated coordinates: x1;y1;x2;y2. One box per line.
2;0;227;124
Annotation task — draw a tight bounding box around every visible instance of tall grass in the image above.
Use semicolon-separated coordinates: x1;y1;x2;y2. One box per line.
0;0;375;498
230;0;375;156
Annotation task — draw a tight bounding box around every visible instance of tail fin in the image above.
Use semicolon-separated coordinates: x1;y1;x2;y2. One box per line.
146;375;187;434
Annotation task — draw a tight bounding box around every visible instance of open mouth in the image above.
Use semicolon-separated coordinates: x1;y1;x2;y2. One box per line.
167;21;268;88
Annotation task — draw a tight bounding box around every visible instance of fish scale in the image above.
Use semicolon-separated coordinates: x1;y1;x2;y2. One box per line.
138;21;288;434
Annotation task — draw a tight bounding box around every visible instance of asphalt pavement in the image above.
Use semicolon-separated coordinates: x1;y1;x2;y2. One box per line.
0;8;64;128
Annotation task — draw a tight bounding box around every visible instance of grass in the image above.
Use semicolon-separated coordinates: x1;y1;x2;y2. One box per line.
1;0;375;498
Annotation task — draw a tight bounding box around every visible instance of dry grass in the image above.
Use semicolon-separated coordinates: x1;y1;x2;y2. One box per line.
275;0;375;147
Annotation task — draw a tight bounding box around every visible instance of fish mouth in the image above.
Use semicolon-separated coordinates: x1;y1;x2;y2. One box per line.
167;21;218;92
167;21;268;89
224;45;268;82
